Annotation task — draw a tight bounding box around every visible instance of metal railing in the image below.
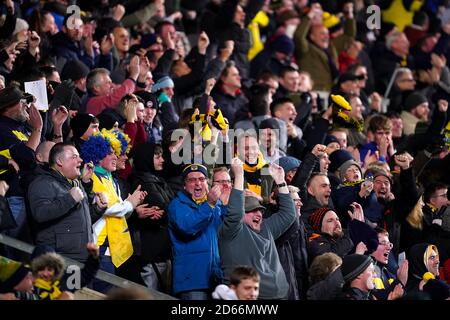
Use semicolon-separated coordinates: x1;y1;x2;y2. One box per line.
0;233;176;300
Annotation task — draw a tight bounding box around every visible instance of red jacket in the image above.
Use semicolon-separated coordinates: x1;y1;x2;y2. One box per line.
86;79;136;116
118;120;147;181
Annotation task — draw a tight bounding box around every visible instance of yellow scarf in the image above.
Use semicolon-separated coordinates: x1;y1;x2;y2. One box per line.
242;152;266;173
193;194;208;205
92;172;133;268
243;153;266;196
426;203;437;213
342;179;364;187
34;278;62;300
373;277;394;290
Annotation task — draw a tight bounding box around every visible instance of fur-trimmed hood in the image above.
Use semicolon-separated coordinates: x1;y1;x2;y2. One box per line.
31;252;65;280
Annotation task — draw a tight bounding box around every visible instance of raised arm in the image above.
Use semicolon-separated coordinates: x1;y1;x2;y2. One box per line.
219;158;245;240
265;163;296;239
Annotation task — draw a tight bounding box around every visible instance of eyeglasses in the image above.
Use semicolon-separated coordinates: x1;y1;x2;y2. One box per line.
356;73;368;79
213;180;232;185
186;177;207;183
379;241;393;249
432;193;448;199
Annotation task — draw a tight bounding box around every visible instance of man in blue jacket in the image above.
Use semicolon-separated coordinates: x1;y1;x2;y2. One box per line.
168;164;225;300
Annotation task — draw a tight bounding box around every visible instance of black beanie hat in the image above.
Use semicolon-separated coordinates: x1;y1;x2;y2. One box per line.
404;92;428;112
259;118;281;130
341;254;373;283
61;60;90;81
328;149;353;173
135;91;158;109
70;113;98;139
324;134;340;146
97;112;119;131
269;34;295;56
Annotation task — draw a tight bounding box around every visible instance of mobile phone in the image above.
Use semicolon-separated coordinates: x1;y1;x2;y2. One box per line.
398;252;406;266
23;92;35;104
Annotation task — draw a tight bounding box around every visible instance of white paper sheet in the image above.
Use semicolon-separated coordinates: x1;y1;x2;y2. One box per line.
24;79;48;111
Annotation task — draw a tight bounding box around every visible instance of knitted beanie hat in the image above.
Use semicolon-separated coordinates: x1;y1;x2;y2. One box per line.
308;207;333;232
341;254;373;283
404;92;428;112
339;159;362;181
70;113;98;139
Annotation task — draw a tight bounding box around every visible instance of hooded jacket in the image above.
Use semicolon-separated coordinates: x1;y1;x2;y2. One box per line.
405;243;439;296
128;142;175;262
168;191;225;294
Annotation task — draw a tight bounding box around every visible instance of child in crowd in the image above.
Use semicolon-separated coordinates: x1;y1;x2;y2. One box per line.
212;266;260;300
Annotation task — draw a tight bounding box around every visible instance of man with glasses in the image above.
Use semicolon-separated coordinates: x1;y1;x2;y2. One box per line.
212;167;232;206
168;164;226;300
370;227;408;300
423;182;449;225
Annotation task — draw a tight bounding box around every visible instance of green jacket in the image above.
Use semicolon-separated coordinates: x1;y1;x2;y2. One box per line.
294;17;356;92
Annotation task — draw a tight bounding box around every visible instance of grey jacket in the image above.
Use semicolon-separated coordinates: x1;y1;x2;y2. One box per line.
219;189;296;299
28;168;94;262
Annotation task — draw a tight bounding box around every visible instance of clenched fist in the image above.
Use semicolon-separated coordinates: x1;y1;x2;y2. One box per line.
70;187;84;203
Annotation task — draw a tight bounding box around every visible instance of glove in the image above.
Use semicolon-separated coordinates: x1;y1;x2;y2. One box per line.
424;134;446;157
158;91;171;104
50;79;75;109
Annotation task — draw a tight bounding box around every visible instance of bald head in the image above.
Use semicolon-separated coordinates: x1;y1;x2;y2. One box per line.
36;141;56;164
309;25;329;49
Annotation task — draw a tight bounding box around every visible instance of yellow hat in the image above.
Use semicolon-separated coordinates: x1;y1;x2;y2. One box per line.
322;12;341;31
0;256;30;293
331;94;352;111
